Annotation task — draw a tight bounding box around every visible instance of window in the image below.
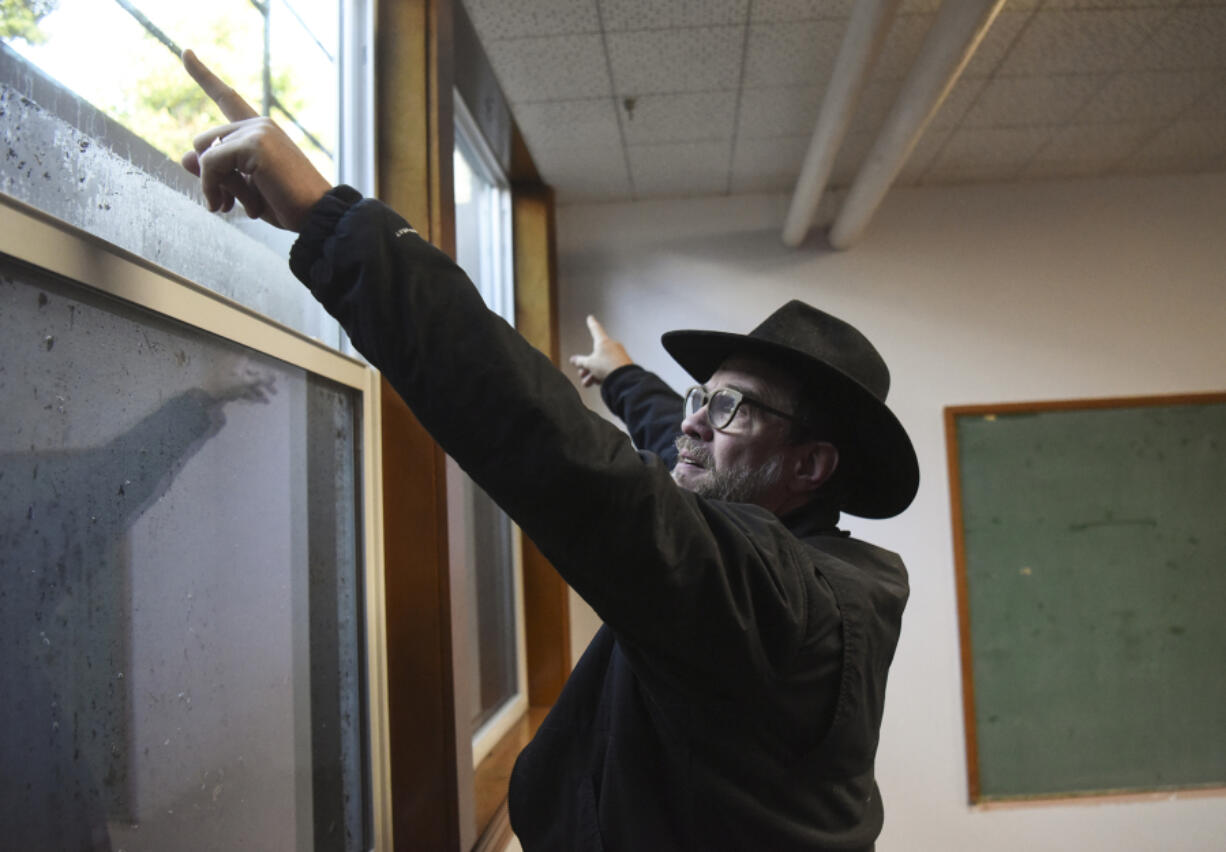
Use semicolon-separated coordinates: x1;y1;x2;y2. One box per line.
2;3;391;848
0;0;358;346
450;92;526;766
5;0;338;180
0;199;389;851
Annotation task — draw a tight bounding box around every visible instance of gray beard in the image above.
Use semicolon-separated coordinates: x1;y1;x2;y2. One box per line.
673;435;784;504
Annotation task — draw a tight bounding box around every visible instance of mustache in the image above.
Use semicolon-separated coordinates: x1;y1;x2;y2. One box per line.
674;435;712;469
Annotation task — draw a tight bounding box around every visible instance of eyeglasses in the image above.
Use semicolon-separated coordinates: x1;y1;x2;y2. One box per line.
684;385;800;431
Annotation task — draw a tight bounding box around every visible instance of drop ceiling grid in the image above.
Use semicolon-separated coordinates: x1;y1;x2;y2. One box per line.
600;0;750;31
905;1;1214;188
463;0;1226;205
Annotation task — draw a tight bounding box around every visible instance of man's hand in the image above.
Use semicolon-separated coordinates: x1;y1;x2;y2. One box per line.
569;315;633;387
179;50;331;232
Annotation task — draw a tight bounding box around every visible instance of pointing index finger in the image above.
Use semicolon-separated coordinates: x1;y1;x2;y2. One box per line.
586;315;609;344
182;49;259;121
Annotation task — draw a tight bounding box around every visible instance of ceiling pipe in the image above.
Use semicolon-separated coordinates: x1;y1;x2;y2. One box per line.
781;0;902;248
828;0;1007;250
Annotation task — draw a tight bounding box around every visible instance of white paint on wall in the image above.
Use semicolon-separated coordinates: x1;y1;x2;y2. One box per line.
554;172;1226;851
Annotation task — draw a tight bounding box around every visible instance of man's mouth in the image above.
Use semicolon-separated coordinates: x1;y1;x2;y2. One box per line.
675;437;711;470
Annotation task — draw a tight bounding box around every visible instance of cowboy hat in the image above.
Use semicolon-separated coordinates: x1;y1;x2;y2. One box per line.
661;300;918;519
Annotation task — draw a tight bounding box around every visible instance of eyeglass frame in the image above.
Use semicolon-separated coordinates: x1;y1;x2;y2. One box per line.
683;385;802;432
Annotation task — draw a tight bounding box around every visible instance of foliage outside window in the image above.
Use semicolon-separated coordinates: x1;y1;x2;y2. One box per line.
2;0;337;180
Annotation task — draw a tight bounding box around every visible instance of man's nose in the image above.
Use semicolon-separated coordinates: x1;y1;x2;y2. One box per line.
681;403;714;442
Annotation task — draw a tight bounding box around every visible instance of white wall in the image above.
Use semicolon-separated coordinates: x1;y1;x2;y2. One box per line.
553;172;1226;851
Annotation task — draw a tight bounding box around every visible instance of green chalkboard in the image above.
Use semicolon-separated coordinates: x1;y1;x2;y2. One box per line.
946;394;1226;802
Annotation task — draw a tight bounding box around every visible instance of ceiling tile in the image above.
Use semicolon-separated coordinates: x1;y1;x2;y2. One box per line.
896;125;953;184
926;125;1053;181
1079;70;1219;123
462;0;599;39
607;26;745;94
998;8;1170;76
901;0;945;12
829;130;876;185
513;98;621;150
1122;120;1226;173
730;135;809;193
743;19;844;88
961;74;1107;128
737;85;822;138
1183;74;1226;122
1041;0;1182;8
1019;123;1152;179
928;75;989;132
600;0;749;31
628;140;732;197
839;74;984;142
843;78;906;139
1132;6;1226;71
486;34;612;102
1019;161;1107;181
751;0;854;23
874;13;936;80
555;178;634;204
535;144;633;202
961;9;1036;79
619;90;738;144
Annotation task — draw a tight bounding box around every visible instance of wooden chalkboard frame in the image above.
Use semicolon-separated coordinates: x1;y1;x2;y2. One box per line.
945;391;1226;805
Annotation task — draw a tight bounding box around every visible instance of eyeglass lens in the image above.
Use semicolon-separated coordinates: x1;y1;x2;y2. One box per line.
685;387;738;428
685;387;706;418
708;391;737;427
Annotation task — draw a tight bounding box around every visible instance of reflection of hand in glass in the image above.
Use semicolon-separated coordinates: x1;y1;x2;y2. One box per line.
2;350;278;850
200;353;277;405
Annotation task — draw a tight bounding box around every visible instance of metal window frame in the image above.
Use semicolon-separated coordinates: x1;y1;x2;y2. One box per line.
0;193;393;851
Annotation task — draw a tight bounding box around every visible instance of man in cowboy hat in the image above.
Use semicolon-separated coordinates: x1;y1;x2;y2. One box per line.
179;51;917;852
555;304;917;850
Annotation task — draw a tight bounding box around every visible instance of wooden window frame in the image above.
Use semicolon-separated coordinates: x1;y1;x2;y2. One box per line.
374;2;567;848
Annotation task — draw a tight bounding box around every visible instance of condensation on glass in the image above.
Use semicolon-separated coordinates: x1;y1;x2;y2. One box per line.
0;258;367;851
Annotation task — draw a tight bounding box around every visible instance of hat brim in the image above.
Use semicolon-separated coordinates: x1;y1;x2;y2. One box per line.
662;329;919;519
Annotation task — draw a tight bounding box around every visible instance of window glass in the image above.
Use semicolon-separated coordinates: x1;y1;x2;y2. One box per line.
0;258;366;851
452;105;523;749
0;2;348;347
3;0;337;180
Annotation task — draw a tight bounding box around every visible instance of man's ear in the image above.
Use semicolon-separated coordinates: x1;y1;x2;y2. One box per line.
790;442;839;495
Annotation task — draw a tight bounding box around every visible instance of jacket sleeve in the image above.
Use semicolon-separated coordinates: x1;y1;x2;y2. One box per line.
289;189;831;695
600;364;683;467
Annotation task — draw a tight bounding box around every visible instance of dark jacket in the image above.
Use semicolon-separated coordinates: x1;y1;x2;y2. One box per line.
290;187;910;852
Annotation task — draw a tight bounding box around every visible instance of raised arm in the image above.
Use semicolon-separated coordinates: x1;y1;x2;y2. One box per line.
178;56;826;698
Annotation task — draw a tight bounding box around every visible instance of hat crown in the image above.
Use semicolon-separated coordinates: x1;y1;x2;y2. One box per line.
749;300;890;401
